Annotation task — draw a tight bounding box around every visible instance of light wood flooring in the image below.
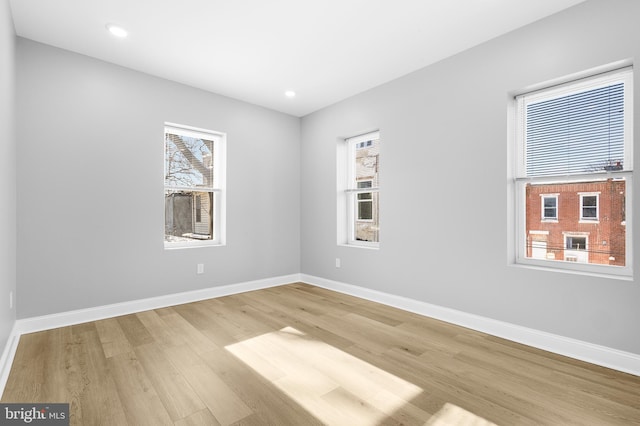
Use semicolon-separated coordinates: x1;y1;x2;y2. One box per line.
2;283;639;425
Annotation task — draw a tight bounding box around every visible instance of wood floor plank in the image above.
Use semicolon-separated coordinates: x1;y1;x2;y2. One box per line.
117;314;155;347
158;311;218;354
174;408;221;426
95;317;134;358
108;351;174;426
68;329;129;426
136;309;187;349
2;331;47;402
199;333;326;425
164;344;253;425
2;283;639;426
134;342;207;422
171;302;239;347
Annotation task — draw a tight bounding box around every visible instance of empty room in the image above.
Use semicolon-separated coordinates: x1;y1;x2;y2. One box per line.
1;0;639;424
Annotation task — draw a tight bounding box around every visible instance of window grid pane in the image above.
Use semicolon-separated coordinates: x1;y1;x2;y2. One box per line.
543;196;557;219
165;133;215;189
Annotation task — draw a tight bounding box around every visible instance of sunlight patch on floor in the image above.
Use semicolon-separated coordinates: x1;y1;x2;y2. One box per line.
225;326;426;425
425;403;497;426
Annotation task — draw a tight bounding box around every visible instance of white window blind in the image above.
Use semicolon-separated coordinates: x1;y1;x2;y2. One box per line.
517;68;632;178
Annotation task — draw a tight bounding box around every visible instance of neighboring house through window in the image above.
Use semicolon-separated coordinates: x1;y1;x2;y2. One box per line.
514;66;632;276
338;131;380;247
164;123;226;248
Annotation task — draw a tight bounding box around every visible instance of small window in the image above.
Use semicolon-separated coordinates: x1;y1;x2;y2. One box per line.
357;180;374;221
541;195;558;220
164;123;226;248
338;131;380;247
566;236;587;250
564;235;589;263
580;194;599;221
356;140;373;149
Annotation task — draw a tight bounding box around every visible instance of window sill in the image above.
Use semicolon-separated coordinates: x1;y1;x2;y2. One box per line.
338;243;379;250
512;259;632;281
164;242;225;250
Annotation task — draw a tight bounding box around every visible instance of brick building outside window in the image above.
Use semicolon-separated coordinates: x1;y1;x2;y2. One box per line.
525;179;626;266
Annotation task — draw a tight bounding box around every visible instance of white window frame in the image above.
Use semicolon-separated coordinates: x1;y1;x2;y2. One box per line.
541;194;558;221
337;131;380;248
164;122;226;249
356;179;374;222
512;65;633;278
579;192;600;222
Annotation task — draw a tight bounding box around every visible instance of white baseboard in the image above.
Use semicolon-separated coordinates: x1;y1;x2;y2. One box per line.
15;274;301;335
0;322;20;398
1;271;637;397
300;274;640;377
0;273;301;395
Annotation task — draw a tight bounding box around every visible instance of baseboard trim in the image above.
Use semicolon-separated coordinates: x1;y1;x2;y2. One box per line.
0;274;301;396
300;274;640;377
15;274;301;336
0;322;21;398
3;271;638;396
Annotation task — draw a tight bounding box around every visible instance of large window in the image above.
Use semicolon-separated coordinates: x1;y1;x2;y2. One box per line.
514;67;632;276
339;131;380;247
164;123;226;248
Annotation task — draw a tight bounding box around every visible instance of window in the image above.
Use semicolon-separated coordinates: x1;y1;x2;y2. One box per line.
514;66;633;275
338;131;380;247
564;234;589;263
566;235;587;250
357;180;373;221
541;195;558;220
164;123;226;248
580;193;599;221
356;140;373;149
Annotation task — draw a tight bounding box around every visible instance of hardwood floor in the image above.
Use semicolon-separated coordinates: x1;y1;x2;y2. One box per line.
2;283;639;425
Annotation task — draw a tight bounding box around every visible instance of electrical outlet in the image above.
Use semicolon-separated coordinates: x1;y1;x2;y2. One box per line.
335;258;341;268
197;264;204;274
9;291;13;309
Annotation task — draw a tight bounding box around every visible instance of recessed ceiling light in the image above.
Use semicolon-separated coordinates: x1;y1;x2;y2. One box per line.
106;24;128;38
285;90;296;98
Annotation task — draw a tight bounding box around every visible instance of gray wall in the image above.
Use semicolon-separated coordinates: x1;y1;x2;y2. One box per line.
0;0;16;349
16;39;300;318
11;0;640;357
301;0;640;354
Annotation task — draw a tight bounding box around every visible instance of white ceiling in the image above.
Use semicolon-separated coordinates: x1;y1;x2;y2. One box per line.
9;0;586;117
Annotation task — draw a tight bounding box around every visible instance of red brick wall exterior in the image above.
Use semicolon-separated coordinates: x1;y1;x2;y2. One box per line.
525;179;626;266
